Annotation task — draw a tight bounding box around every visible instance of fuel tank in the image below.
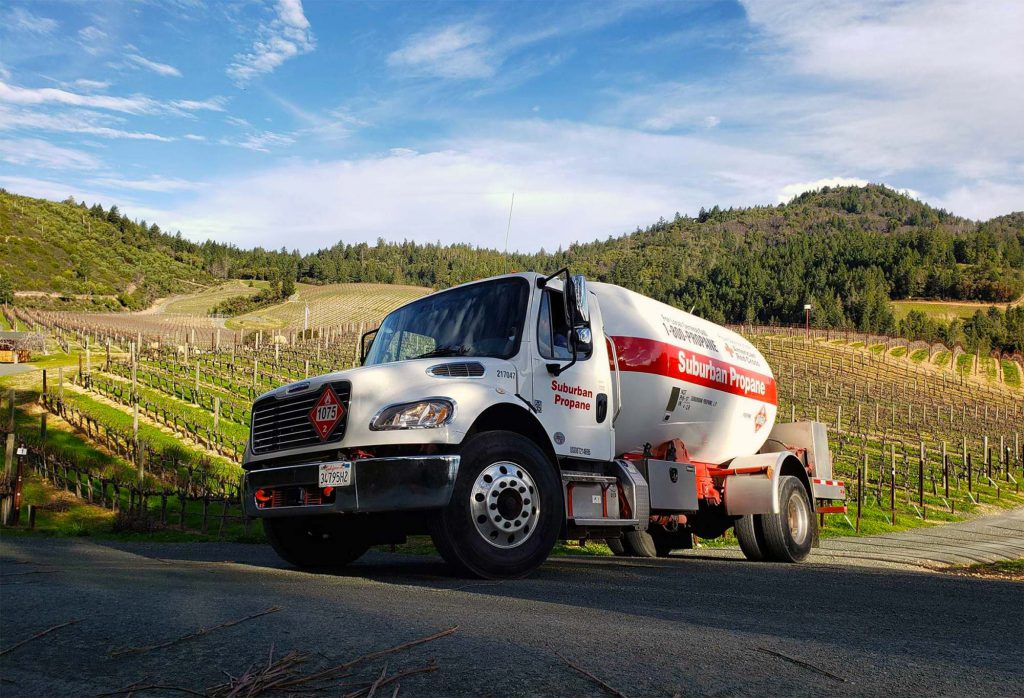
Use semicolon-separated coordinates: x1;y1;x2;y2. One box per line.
590;282;778;464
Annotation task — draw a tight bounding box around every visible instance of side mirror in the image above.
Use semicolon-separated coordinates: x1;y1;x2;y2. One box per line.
360;328;378;365
571;275;590;327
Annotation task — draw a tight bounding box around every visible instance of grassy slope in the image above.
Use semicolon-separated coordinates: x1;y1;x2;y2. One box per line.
226;282;430;330
890;299;1013;322
0;191;210;304
162;280;269;315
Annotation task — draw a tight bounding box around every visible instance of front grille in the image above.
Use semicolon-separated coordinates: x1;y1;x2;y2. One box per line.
250;381;350;455
429;361;485;378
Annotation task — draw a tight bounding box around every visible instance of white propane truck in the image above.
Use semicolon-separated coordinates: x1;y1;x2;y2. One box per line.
242;270;846;578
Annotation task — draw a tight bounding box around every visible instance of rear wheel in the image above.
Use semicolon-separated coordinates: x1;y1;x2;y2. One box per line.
431;431;562;579
263;516;371;569
734;514;767;561
760;476;813;562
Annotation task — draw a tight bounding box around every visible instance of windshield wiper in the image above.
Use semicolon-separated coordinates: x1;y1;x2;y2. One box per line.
412;345;470;359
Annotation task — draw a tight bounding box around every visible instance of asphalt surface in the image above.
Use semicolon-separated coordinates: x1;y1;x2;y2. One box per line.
698;507;1024;569
2;534;1022;697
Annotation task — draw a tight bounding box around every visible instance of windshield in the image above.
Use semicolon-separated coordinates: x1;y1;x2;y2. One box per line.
364;277;530;365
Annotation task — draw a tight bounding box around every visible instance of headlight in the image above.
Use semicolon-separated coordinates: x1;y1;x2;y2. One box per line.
370;399;455;430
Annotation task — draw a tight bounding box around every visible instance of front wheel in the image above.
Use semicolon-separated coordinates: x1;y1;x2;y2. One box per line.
431;431;562;579
263;516;371;569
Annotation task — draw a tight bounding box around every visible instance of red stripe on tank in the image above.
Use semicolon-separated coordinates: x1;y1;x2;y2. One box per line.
609;335;778;405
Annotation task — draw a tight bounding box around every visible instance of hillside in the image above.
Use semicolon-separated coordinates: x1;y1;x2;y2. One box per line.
0;189;212;310
2;186;1021;346
226;282;430;331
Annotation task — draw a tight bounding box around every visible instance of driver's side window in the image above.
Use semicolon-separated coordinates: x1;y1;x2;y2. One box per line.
537;290;588;361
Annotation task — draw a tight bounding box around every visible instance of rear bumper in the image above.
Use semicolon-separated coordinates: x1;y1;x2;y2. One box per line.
243;455;460;518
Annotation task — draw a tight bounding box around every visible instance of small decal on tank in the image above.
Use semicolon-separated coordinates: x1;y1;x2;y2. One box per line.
754;405;767;432
553;431;565;445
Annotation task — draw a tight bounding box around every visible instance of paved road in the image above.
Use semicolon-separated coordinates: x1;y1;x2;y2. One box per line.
2;533;1021;697
694;507;1024;569
0;364;34;377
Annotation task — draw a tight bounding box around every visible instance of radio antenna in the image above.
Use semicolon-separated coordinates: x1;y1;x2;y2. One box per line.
503;192;515;274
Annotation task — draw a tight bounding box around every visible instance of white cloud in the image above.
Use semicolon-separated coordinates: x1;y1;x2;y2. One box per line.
0;80;159;114
171;97;227;112
221;131;296;152
778;178;922;204
90;175;199;193
73;79;111;91
702;115;720;129
78;26;108;55
125;50;182;78
777;177;868;202
388;23;495;79
0;138;102;171
0;64;10;81
184;134;206;141
5;7;58;35
936;181;1024;220
160;120;809;251
0;105;173;142
736;0;1024;177
227;0;315;84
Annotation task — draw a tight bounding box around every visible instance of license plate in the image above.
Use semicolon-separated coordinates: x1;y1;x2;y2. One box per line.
318;461;352;488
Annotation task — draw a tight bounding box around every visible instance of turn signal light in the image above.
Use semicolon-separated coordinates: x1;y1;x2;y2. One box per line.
323;487;334;496
254;488;271;502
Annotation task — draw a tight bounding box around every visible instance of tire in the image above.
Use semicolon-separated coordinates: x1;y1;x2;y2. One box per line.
263;516;371;569
430;431;562;579
760;476;814;562
617;526;685;558
606;537;627;556
734;514;767;561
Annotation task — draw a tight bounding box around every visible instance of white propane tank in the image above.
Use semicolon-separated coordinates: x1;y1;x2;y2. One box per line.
590;282;778;464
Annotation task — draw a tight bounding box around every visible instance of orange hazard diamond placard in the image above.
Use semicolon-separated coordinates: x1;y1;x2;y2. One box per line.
309;386;345;440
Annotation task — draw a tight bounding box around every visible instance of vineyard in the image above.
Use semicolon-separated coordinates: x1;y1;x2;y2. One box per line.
2;296;1022;545
226;282;430;331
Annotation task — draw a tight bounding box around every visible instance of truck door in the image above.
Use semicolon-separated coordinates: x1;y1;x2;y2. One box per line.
531;287;614;461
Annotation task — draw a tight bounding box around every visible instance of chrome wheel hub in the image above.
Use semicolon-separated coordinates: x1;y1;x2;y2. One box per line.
786;492;809;543
470;461;540;549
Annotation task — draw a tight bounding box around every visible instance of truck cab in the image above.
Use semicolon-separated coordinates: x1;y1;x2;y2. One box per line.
242;270;843;578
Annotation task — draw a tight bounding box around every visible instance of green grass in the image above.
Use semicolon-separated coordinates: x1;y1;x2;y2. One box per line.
891;299;1004;322
909;348;928;363
889;346;907;358
869;343;886;354
944;558;1024;580
226;283;429;331
956;352;974;376
163;280;269;315
1002;360;1021;388
980;356;998;382
1;191;212;307
933;350;950;367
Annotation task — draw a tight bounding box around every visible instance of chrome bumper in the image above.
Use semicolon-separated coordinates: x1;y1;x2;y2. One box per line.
242;455;460;518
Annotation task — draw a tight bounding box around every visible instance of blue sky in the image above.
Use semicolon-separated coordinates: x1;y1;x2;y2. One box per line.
1;0;1022;252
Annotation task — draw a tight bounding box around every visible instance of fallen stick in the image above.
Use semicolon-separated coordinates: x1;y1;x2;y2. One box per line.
554;651;629;698
278;626;457;688
110;607;282;657
0;618;82;657
0;570;58;577
756;647;846;683
97;682;204;697
366;662;388;698
342;662;438;698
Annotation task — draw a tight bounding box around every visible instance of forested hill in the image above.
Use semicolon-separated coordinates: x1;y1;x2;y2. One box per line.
2;185;1022;334
0;190;212;310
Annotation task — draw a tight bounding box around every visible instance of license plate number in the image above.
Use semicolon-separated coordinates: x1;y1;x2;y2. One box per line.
318;461;352;488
